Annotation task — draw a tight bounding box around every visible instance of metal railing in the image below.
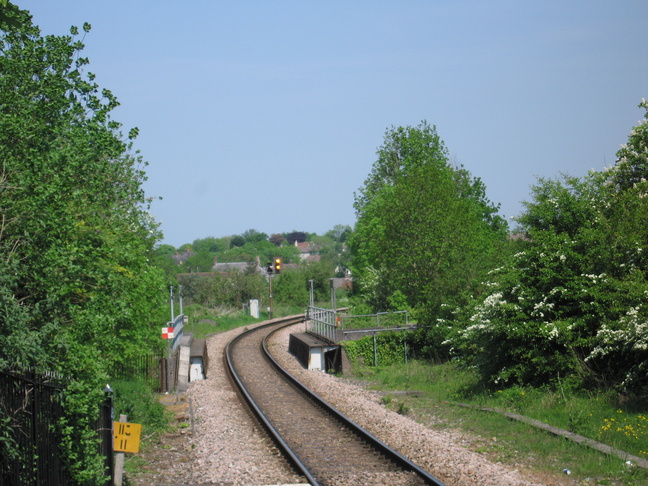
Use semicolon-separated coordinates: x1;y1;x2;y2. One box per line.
306;307;411;343
339;310;409;330
0;369;114;485
170;314;185;353
306;306;339;343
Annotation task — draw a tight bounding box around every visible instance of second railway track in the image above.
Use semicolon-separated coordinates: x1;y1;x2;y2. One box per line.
225;315;446;486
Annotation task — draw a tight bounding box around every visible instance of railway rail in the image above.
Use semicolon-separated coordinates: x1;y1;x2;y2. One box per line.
225;315;446;486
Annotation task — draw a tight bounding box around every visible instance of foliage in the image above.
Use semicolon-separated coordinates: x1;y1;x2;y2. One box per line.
349;121;508;324
242;228;268;243
613;99;648;191
269;233;286;246
343;331;415;367
0;8;166;483
191;236;229;254
325;224;352;243
112;380;169;433
448;101;648;394
360;359;648;484
271;260;335;306
286;230;307;244
273;271;309;305
178;271;267;308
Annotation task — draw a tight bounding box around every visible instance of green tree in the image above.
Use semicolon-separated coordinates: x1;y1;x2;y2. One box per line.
0;9;165;483
185;251;217;272
452;104;648;393
269;233;286;246
273;271;309;305
350;122;508;323
326;224;352;243
611;98;648;191
192;236;228;253
230;234;245;247
242;228;268;243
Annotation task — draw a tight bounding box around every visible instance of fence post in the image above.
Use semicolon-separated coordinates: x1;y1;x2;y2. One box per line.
373;332;378;367
113;414;127;486
102;385;114;486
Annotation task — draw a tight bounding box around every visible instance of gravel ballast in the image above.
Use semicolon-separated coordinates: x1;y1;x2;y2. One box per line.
158;322;560;485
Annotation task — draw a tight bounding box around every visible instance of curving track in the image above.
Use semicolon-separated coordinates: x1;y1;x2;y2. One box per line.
226;315;446;486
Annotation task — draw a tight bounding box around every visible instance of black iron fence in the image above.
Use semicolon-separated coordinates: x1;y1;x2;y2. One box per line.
110;351;165;391
0;369;114;486
0;353;177;485
109;352;177;393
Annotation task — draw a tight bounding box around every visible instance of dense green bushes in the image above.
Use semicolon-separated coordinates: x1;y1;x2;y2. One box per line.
112;380;169;434
348;102;648;398
0;7;166;483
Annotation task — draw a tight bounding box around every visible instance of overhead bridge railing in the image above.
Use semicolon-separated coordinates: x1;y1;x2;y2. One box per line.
306;306;339;343
306;307;410;344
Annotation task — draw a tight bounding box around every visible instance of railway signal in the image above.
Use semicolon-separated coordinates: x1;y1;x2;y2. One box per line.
274;258;282;274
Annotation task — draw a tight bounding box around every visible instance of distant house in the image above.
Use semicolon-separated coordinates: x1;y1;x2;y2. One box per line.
330;277;353;291
295;241;321;262
171;247;195;265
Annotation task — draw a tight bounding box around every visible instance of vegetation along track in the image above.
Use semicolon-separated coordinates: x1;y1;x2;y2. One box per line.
225;315;446;486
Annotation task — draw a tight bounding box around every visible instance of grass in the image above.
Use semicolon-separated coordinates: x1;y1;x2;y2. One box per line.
182;302;336;340
353;360;648;485
181;303;296;339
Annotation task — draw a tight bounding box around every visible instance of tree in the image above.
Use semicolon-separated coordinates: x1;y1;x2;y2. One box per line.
286;231;307;244
0;9;165;483
611;98;648;191
230;234;245;247
0;1;22;31
269;233;286;246
192;236;228;253
242;228;268;243
350;122;508;322
325;224;352;243
451;103;648;393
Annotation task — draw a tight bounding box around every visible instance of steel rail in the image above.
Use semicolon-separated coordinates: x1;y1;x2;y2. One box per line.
262;322;446;486
225;316;316;485
226;315;446;486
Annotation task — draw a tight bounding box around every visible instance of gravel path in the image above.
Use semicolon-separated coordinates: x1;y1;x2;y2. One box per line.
157;322;562;485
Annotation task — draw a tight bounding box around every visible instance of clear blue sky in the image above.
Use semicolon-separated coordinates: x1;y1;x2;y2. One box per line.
25;1;648;247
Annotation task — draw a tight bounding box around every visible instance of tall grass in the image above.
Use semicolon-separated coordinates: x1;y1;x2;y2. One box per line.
356;360;648;485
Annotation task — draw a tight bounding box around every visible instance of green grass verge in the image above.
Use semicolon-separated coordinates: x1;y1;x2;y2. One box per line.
353;360;648;485
181;303;308;339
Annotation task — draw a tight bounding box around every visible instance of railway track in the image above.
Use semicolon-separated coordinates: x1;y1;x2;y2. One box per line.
225;315;446;486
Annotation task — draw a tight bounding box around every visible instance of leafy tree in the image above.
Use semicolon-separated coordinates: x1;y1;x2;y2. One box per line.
179;271;266;309
451;102;648;393
612;98;648;191
155;244;177;256
192;236;228;253
325;224;352;243
286;231;307;244
0;1;21;30
230;234;245;247
350;122;508;323
273;271;309;305
303;260;337;302
185;251;217;272
0;9;165;483
242;228;268;243
269;233;286;246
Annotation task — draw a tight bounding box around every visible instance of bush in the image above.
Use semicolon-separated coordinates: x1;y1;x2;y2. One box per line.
112;380;169;433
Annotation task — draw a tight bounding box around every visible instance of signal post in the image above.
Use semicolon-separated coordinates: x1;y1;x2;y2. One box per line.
266;258;282;319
